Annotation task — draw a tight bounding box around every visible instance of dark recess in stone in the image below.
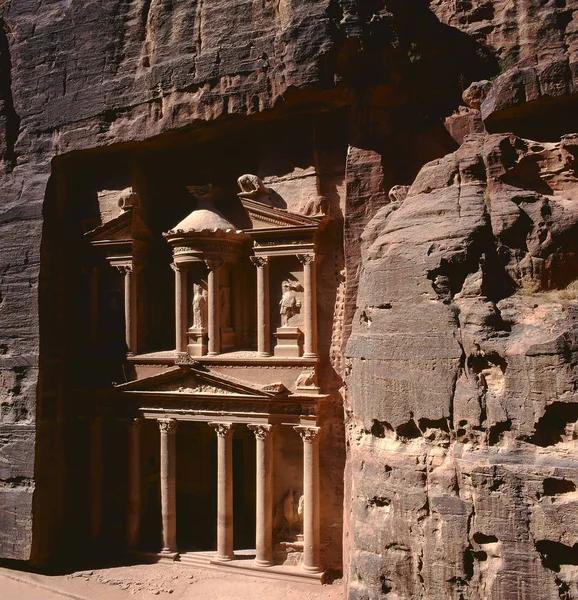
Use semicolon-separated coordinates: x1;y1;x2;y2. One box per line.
527;402;578;447
543;478;576;496
537;540;578;573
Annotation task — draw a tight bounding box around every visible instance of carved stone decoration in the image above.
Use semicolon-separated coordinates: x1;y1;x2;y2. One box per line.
126;417;143;431
279;281;302;327
294;426;320;443
187;183;213;200
158;418;178;434
204;259;224;272
192;284;208;329
250;255;269;268
237;174;271;205
247;423;272;440
295;370;320;395
300;195;329;217
220;286;231;328
297;254;315;266
175;351;199;365
115;263;134;275
208;422;235;438
97;187;139;224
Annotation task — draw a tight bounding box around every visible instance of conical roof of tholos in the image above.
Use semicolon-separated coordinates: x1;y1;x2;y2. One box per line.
170;199;237;233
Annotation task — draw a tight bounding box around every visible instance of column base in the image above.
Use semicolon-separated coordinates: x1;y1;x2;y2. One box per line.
302;353;318;359
216;554;235;562
255;558;274;567
258;351;271;358
301;564;322;574
207;351;219;356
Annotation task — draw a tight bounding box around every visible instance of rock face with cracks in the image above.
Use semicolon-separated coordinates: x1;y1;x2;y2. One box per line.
346;133;578;599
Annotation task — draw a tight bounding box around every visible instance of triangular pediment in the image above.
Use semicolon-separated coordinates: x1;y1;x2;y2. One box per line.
85;211;133;243
115;364;288;398
240;198;320;230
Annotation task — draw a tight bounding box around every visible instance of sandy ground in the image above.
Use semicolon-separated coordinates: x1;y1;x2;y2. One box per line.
0;563;344;600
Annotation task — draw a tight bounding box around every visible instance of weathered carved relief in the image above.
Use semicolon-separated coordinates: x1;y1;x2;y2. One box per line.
279;280;302;327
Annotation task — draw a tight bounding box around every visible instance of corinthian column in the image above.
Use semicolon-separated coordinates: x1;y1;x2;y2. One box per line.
298;254;318;358
171;263;188;353
248;424;273;566
117;264;138;355
158;418;178;554
127;418;142;550
250;256;270;356
294;426;321;573
206;260;223;355
209;422;235;560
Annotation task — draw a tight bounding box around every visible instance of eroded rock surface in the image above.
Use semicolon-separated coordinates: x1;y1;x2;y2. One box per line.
346;133;578;598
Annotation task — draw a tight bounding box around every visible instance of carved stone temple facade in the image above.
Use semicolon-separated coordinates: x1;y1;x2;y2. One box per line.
78;169;343;581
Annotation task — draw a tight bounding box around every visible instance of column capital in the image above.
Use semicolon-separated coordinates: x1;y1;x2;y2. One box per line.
250;256;270;268
127;417;143;431
297;253;316;266
158;418;178;434
294;425;320;443
205;259;224;271
209;422;235;438
248;424;273;440
115;263;134;275
170;262;184;273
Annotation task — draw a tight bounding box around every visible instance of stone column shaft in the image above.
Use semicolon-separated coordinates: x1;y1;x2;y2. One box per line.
173;264;188;352
206;261;222;355
248;424;273;566
127;418;142;550
299;255;318;358
251;256;270;356
295;426;321;573
209;422;234;560
159;418;178;554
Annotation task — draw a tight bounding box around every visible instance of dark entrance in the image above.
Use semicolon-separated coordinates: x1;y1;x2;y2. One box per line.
176;422;217;551
233;427;256;550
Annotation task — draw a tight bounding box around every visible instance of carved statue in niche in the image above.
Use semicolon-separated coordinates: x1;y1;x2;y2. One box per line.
192;284;208;329
273;489;304;538
279;281;301;327
220;286;231;328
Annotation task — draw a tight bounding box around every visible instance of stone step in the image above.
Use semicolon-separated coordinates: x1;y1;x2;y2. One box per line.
177;552;323;585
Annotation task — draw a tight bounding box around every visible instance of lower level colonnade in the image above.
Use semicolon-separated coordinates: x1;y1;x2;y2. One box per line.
128;417;322;573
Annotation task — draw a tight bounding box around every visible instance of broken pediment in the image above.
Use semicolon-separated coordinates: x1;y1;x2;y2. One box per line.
240;198;320;231
115;365;289;398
